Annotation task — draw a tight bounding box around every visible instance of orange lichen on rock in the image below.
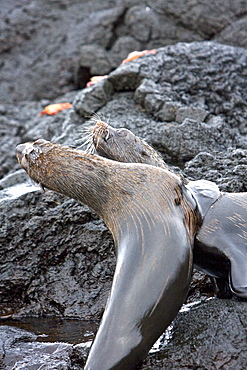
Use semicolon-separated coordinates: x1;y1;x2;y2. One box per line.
86;75;108;88
121;49;157;65
39;103;72;116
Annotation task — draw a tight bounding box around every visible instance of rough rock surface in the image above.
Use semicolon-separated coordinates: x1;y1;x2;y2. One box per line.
74;42;247;167
184;149;247;192
1;298;246;369
1;0;247;103
142;298;247;370
0;187;115;319
0;326;73;369
0;23;247;370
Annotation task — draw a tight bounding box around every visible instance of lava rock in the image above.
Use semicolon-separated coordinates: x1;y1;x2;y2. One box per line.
0;190;115;319
0;326;72;370
184;148;247;192
141;298;247;369
1;0;247;103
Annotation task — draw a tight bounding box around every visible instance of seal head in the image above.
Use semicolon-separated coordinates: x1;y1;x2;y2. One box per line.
92;120;169;169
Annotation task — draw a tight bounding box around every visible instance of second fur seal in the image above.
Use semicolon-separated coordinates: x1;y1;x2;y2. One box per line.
91;120;247;299
16;139;199;369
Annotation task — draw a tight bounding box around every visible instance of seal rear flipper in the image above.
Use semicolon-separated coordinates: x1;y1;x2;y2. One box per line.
230;254;247;299
84;216;193;370
210;277;233;299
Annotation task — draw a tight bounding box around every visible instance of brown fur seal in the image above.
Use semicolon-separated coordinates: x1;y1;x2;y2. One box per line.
16;139;199;369
90;120;247;299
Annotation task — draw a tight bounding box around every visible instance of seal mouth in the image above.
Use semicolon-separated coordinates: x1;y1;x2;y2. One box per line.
92;121;113;148
79;120;113;153
99;128;111;143
92;122;129;145
81;119;129;158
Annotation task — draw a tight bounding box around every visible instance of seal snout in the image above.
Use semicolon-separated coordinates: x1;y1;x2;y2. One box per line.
16;143;26;163
92;123;112;149
16;142;32;159
16;142;35;171
16;143;27;157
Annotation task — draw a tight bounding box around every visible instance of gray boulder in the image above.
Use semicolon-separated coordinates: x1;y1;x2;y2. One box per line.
0;326;73;369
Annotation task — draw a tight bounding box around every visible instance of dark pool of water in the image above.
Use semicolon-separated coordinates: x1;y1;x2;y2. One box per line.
0;298;211;351
0;317;99;344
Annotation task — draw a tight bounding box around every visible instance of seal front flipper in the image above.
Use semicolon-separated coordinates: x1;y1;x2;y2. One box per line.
229;252;247;298
210;276;233;299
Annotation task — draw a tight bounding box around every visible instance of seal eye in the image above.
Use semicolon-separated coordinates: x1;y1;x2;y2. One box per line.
116;129;127;137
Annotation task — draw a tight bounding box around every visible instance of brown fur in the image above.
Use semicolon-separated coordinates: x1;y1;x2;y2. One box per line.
16;139;198;241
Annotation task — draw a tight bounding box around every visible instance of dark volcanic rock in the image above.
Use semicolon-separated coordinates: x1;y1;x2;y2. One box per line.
74;42;247;163
215;15;247;48
108;42;247;132
0;0;125;103
0;186;115;318
1;0;247;104
0;91;80;179
0;189;115;319
2;298;246;369
141;298;247;369
0;325;73;369
184;148;247;192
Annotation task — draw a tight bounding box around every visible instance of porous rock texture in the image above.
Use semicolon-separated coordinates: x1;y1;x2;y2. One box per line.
1;0;247;103
0;2;247;368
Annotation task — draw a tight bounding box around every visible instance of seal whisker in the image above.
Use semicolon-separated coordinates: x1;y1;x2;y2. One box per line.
79;136;91;146
76;136;92;151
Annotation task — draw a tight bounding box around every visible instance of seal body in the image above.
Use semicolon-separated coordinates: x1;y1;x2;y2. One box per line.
16;139;199;369
91;120;247;299
194;192;247;298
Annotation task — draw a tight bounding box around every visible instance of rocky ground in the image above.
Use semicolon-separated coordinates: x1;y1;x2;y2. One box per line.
0;1;247;369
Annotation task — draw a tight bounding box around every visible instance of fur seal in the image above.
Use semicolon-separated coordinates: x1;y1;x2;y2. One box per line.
16;139;199;369
90;120;247;299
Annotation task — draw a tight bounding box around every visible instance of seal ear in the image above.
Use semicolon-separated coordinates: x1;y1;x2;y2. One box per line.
85;191;194;369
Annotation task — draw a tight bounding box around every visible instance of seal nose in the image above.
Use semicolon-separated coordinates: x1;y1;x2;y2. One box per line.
16;143;26;162
16;142;35;170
